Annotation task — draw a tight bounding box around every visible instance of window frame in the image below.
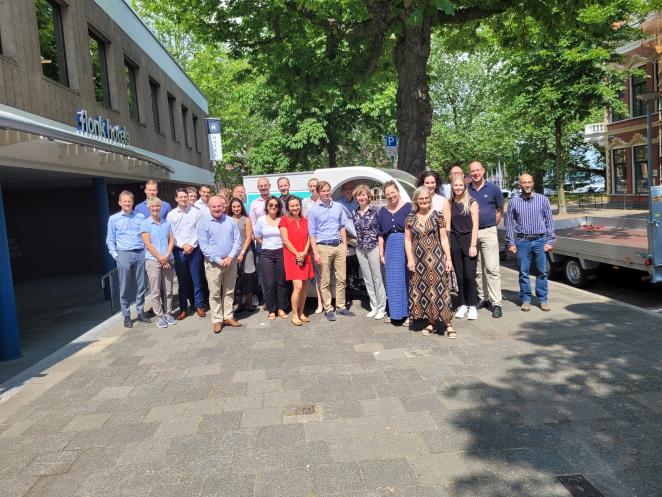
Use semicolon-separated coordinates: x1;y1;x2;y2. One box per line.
124;57;139;122
181;104;190;148
192;114;200;152
632;145;649;194
167;93;177;142
149;78;161;135
88;28;111;108
612;148;628;194
36;0;69;87
630;72;647;118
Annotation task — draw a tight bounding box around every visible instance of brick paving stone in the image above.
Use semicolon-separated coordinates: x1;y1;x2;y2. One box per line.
4;268;662;496
240;407;283;428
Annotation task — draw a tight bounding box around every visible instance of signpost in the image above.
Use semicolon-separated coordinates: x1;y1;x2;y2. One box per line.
206;118;223;162
385;134;398;168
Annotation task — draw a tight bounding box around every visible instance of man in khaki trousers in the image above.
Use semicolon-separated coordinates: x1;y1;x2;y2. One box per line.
468;161;504;319
197;196;242;334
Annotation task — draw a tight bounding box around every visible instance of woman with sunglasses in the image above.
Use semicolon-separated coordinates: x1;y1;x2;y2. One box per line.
254;196;288;320
279;196;313;326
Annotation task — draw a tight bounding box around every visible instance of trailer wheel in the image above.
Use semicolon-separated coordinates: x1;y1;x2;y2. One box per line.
563;258;589;287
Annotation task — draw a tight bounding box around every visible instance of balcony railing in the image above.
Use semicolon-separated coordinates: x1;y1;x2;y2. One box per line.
583;123;606;144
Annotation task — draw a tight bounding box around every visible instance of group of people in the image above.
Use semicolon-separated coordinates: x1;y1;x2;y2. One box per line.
106;161;556;337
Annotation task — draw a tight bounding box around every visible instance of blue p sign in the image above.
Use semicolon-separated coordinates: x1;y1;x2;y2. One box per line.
385;135;397;148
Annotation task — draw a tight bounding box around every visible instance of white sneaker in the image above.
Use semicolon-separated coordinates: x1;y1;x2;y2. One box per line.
366;310;377;318
454;305;468;318
467;306;478;320
374;311;387;320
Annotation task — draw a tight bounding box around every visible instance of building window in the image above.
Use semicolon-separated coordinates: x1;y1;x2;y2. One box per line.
612;148;627;194
630;73;647;118
611;90;626;122
167;93;176;141
192;114;200;152
633;145;649;194
89;30;110;107
35;0;68;86
149;79;161;134
181;105;190;148
124;58;139;121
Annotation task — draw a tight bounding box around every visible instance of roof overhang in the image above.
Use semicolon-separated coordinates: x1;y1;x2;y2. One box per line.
0;104;214;185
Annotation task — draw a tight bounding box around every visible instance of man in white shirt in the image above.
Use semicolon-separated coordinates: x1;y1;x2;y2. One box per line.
167;188;205;320
249;177;270;225
194;184;212;210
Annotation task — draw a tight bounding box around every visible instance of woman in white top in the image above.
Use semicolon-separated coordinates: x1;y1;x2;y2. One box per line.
416;170;451;231
254;196;288;320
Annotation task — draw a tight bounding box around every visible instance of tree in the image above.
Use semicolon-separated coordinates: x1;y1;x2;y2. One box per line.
498;1;647;213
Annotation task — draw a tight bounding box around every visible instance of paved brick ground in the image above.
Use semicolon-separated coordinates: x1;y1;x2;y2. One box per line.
1;267;661;497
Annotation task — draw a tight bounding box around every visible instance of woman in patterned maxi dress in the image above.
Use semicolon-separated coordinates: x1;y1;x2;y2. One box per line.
405;186;455;337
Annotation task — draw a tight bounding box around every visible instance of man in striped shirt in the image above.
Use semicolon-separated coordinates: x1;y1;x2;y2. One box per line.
504;174;556;312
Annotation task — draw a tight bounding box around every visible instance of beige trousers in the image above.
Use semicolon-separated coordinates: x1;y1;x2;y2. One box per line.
475;226;502;306
145;259;174;317
317;244;346;312
204;260;237;323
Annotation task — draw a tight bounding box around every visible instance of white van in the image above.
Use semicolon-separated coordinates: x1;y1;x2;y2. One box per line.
243;166;418;300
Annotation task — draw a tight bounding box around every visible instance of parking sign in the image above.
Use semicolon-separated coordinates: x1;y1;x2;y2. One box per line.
385;134;397;148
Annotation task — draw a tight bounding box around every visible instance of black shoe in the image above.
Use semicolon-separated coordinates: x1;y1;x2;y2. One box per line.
476;300;491;310
137;313;151;323
124;316;133;328
491;305;502;318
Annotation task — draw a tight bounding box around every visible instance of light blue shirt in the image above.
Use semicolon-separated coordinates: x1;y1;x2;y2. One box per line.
106;210;145;259
308;200;347;244
198;213;241;265
140;217;173;262
337;196;358;213
134;199;172;220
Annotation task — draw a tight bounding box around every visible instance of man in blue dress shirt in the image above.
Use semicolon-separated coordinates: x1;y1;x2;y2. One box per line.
198;195;242;334
134;179;172;220
309;180;353;321
337;181;358;213
106;190;151;328
505;174;556;312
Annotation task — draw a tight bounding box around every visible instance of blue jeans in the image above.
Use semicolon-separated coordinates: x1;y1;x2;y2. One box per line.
173;246;204;311
116;249;147;317
515;238;548;303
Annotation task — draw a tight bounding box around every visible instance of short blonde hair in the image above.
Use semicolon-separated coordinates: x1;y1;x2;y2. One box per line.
147;197;162;208
411;186;430;213
119;190;134;201
353;183;371;200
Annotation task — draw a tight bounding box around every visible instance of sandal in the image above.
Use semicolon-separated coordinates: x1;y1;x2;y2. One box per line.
314;305;324;314
268;313;276;320
422;323;435;336
446;326;457;339
300;315;310;323
278;310;289;320
291;317;303;326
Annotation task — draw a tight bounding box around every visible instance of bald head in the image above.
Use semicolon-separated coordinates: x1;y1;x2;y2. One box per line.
208;195;227;219
519;173;534;197
469;161;485;184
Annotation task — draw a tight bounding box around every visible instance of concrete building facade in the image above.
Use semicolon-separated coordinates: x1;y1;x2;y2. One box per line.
0;0;214;360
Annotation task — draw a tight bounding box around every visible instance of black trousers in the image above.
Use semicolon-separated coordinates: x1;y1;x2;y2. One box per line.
450;232;478;307
261;248;288;313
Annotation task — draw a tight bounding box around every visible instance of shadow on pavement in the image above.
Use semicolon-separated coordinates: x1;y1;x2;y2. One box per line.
440;302;662;497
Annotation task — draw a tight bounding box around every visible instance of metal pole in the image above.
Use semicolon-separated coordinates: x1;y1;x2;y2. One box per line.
0;185;21;361
93;177;114;300
647;100;655;220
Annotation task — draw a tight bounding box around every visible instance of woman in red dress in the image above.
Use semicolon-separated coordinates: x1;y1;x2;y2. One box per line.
279;196;313;326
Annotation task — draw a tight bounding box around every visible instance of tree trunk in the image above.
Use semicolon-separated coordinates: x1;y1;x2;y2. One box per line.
393;16;432;175
554;117;567;215
325;124;338;168
534;169;544;194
